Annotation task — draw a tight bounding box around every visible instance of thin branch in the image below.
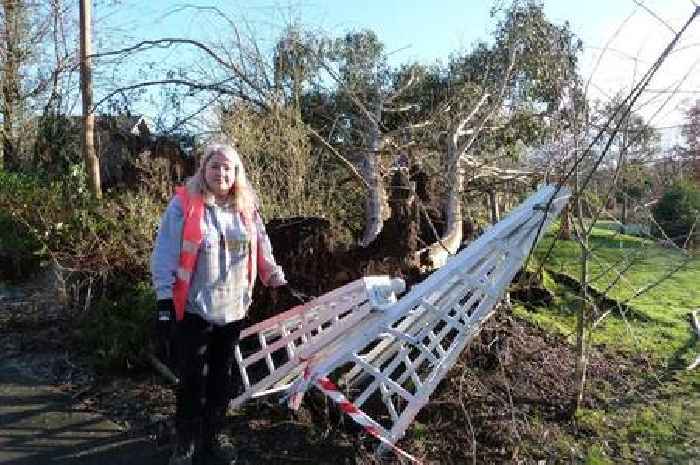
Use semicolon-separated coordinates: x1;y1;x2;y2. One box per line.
160;4;239;33
91;77;266;112
682;219;697;250
584;10;637;100
383;104;418;113
320;61;380;128
91;38;231;68
690;310;700;338
686;310;699;370
384;67;419;104
164;91;224;134
633;0;677;34
455;93;491;143
146;353;179;385
305;126;370;191
91;38;270;103
417;200;451;256
619;254;692;306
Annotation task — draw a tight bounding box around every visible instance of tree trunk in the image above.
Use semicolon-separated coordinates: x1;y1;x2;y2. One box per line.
573;249;589;413
417;133;464;269
619;118;628;226
573;169;590;415
488;189;500;225
359;92;385;246
560;203;572;240
445;146;463;242
359;141;384;246
1;0;22;171
79;0;101;197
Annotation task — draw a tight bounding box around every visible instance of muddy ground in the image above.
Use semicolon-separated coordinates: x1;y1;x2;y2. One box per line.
0;216;652;464
0;288;647;465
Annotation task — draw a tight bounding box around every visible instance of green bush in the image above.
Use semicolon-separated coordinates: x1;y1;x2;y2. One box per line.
652;182;700;247
0;210;42;281
0;167;166;371
0;167;164;289
77;281;155;371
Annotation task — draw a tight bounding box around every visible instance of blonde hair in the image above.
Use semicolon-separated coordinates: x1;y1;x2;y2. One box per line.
186;142;258;220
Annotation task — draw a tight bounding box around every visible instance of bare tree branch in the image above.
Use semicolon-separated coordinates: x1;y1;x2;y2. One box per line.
305;125;370;191
383;66;419;104
91;76;262;112
584;11;637;105
320;61;380;128
91;38;272;104
633;0;677;34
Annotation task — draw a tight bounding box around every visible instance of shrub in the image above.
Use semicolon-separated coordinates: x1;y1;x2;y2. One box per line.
652;182;700;247
0;167;166;370
0;210;42;281
76;281;155;371
0;166;164;289
220;105;365;240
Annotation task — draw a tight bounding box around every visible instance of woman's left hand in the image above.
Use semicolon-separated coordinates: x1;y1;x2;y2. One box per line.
268;271;287;288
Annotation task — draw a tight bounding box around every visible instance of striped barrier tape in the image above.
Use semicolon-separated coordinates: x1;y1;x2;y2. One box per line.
314;376;423;464
286;354;317;411
284;355;421;463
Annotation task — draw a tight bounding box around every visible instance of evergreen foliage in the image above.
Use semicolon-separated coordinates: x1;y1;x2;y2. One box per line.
653;182;700;247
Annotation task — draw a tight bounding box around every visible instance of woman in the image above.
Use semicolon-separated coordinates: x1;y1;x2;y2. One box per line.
151;142;287;465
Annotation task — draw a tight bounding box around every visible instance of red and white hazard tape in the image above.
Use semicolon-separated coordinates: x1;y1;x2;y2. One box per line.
314;376;422;464
286;355;317;410
285;355;421;463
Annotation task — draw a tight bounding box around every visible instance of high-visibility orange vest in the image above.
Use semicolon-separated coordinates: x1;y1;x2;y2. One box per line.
171;187;258;321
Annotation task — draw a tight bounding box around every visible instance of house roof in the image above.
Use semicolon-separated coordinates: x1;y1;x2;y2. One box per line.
58;114;150;135
94;115;149;135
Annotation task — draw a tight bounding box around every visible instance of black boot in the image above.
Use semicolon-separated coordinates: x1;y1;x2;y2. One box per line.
196;412;237;465
169;418;198;465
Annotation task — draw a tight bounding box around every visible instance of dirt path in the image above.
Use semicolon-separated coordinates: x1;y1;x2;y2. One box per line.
0;277;169;465
0;356;168;465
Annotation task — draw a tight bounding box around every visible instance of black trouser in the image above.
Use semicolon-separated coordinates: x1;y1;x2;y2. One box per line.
175;312;245;439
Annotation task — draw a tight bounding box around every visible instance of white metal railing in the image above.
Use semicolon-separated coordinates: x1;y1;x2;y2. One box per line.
228;184;569;458
283;184;570;449
231;276;406;408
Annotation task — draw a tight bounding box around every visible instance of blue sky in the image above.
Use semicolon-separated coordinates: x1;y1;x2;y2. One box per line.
103;0;637;64
98;1;699;140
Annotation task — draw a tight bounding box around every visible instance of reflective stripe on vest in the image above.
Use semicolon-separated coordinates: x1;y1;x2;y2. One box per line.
171;187;260;321
172;187;204;321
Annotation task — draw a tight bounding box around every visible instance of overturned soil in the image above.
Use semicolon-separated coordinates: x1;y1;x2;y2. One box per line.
0;217;657;464
1;285;650;464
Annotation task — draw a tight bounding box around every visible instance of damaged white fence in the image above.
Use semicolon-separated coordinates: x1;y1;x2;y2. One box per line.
232;184;570;455
231;276;406;408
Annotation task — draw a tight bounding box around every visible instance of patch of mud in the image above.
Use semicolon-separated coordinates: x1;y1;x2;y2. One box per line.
402;310;648;464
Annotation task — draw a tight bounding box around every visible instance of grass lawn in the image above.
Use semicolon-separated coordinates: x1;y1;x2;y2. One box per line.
524;221;700;365
514;221;700;464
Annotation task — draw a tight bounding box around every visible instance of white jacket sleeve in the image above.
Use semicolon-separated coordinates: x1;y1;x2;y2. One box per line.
254;211;286;287
150;197;185;300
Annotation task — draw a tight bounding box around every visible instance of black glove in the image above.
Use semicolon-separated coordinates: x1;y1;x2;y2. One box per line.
155;299;176;362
